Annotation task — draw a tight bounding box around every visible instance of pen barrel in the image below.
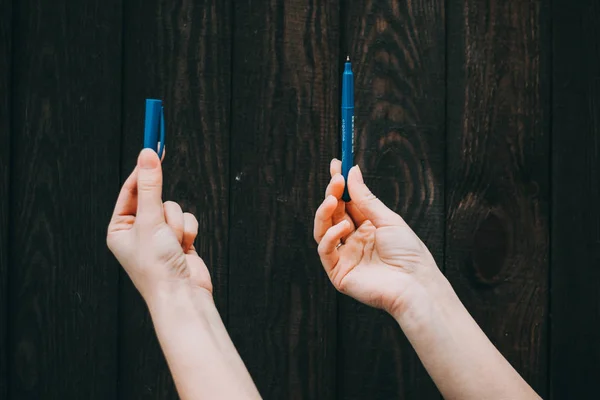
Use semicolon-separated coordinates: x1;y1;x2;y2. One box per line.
342;65;354;108
341;61;354;201
341;106;354;201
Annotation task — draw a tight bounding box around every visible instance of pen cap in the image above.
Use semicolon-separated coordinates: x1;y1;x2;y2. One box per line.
144;99;161;149
143;98;165;158
342;61;354;107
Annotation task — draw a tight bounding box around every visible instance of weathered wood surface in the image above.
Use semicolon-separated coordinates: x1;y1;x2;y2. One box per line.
228;1;340;398
9;0;123;397
551;0;600;398
446;0;550;396
0;0;11;396
0;1;597;398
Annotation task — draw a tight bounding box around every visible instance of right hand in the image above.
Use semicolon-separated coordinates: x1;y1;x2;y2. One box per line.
313;159;444;317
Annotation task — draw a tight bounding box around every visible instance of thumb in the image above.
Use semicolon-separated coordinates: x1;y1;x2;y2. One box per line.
347;165;405;228
136;148;165;227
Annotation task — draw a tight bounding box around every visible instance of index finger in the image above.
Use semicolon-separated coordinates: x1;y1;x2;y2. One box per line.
330;158;368;226
330;158;342;177
313;195;337;243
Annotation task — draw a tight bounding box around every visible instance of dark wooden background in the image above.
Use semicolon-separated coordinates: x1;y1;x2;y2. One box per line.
0;0;598;399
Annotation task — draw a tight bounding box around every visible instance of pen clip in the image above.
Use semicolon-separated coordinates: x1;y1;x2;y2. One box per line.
158;106;165;158
143;98;165;159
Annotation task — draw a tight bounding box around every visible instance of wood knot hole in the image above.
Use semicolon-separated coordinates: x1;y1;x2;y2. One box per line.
472;212;508;283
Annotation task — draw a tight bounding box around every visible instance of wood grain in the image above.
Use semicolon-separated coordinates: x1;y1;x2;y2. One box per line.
119;0;232;398
8;0;122;398
228;0;340;398
0;0;10;396
446;0;549;396
338;1;445;398
551;0;600;397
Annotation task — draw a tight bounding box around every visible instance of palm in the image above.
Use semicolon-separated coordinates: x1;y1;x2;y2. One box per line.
107;163;213;296
314;160;433;314
150;219;213;294
332;208;425;311
184;252;213;292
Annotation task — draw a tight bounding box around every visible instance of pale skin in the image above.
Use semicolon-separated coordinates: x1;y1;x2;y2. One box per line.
107;148;261;400
314;159;542;400
107;149;541;399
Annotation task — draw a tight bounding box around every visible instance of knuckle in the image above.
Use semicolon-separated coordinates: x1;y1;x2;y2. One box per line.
184;211;198;222
138;177;161;192
317;240;327;256
184;213;199;228
336;275;349;294
363;191;377;203
106;234;115;251
315;203;326;217
163;200;179;209
314;232;322;244
313;223;323;243
356;191;377;209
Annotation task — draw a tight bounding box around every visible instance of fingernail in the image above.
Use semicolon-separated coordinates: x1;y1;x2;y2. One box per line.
140;149;159;169
355;165;364;184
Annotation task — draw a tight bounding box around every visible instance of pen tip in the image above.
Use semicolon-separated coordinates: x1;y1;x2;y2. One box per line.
346;55;350;61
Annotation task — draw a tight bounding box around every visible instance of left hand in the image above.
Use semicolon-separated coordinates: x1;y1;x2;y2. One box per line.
106;148;212;301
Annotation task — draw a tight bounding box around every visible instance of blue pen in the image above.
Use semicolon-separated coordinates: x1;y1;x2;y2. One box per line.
143;98;165;159
341;56;354;201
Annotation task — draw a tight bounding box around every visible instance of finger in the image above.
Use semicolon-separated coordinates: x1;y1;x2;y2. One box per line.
330;158;342;177
346;201;368;227
313;195;337;243
325;173;345;199
136;148;165;227
326;173;348;222
318;220;353;274
110;167;138;220
347;165;405;228
163;201;185;244
182;212;199;252
324;173;356;235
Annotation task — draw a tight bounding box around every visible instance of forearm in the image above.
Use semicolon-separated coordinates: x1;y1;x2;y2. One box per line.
146;285;261;400
394;274;541;400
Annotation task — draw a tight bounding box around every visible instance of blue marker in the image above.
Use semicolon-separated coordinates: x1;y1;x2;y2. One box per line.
341;56;354;201
143;98;165;159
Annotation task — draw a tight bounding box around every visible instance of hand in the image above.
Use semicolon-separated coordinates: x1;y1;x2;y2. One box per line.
107;148;212;301
315;160;541;400
313;159;443;317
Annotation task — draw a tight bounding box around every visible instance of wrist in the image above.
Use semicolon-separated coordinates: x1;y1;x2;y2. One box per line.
390;267;463;335
145;281;216;321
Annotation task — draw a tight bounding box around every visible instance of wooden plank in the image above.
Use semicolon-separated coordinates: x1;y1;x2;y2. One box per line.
119;0;232;398
228;1;340;398
8;0;122;398
338;1;445;398
446;0;549;396
0;0;10;397
551;1;600;397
